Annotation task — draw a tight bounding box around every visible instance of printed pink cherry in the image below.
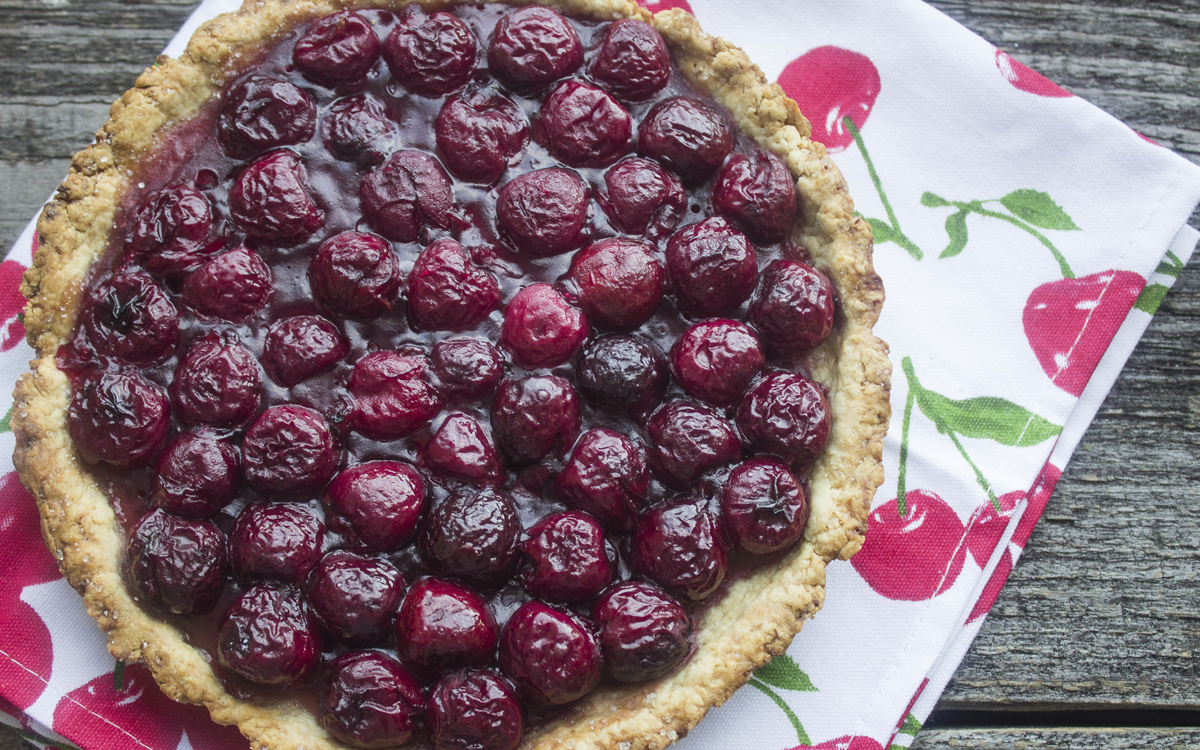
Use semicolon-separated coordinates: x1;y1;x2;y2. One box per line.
0;260;28;351
850;490;967;601
636;0;694;13
967;462;1063;564
793;736;885;750
995;50;1073;98
967;546;1014;624
1023;270;1144;397
777;46;880;153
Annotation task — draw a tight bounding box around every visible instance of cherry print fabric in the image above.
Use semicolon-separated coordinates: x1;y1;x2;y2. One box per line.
1;0;1199;748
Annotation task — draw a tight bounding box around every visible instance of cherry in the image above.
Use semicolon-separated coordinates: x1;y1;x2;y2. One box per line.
321;94;398;163
968;547;1014;624
241;405;340;497
0;260;27;353
590;19;671;101
83;270;178;366
306;549;405;645
495;167;589;258
180;245;273;322
965;463;1063;565
850;490;967;601
712;150;798;245
408;238;501;332
293;11;381;87
320;650;426;749
664;216;758;318
427;670;524;750
576;334;668;418
721;458;809;554
418;488;521;587
671;319;764;408
229;502;325;583
749;259;835;351
68;370;169;468
126;508;227;615
520;511;614;603
632;499;728;601
436;87;530;184
360;149;457;243
309;230;402;319
778;45;882;153
597;157;686;241
646;400;740;489
217;75;316;159
500;283;588;369
555;428;648;531
431;338;504;402
261;314;349;387
127;184;217;284
638;97;733;184
323;461;427;552
592;581;691;683
427;413;503;487
217;583;321;687
491;375;582;465
383;7;477;97
537;80;633;168
229;150;324;244
995;50;1073;98
567;238;664;330
151;433;240;518
803;737;886;750
498;601;601;705
395;577;498;681
487;6;582;92
348;350;444;440
172;333;261;429
736;371;831;464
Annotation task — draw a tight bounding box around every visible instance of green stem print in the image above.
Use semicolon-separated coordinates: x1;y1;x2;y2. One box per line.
845;116;924;260
1134;249;1184;314
749;653;817;745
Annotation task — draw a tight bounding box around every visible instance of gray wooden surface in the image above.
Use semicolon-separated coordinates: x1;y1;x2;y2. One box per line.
1;1;1198;748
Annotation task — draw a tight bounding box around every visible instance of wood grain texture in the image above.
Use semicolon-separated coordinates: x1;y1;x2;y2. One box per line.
917;727;1200;748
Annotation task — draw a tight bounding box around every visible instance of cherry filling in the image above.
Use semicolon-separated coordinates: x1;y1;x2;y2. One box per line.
66;4;840;744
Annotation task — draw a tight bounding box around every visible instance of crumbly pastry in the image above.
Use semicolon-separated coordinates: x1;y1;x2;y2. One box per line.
12;1;890;749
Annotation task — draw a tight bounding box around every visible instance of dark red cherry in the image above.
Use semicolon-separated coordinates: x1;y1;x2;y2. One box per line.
383;7;476;97
180;245;273;322
321;95;397;163
713;150;798;245
151;433;240;518
217;584;320;687
310;231;402;319
721;458;809;554
408;238;501;332
592;581;691;683
575;334;667;418
427;670;524;750
360;150;457;243
520;511;613;604
488;6;582;92
567;238;664;330
590;19;671;101
500;284;588;369
68;370;169;468
83;270;178;366
431;338;504;402
261;314;349;387
293;11;381;87
537;80;633;168
217;75;317;160
229;503;325;583
321;651;426;749
172;334;261;429
307;550;405;645
128;184;218;284
639;97;733;184
632;499;728;601
646;400;740;488
126;508;227;615
490;375;582;465
665;216;758;318
322;461;427;552
229;150;324;244
597;157;685;241
436;88;529;184
555;428;648;531
348;351;444;440
748;259;835;351
670;319;764;408
418;488;521;587
395;577;498;681
736;371;831;463
495;168;589;258
241;405;340;497
427;413;503;487
498;601;601;706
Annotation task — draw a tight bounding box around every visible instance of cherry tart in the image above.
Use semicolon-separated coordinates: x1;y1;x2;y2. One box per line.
13;2;889;750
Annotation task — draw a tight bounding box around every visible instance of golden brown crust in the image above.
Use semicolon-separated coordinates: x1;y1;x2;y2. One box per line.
12;2;890;749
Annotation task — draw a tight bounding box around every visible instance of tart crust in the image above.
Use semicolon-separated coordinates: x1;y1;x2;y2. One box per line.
12;2;891;749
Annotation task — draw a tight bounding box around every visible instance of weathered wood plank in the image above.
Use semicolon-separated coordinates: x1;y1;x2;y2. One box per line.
913;727;1200;749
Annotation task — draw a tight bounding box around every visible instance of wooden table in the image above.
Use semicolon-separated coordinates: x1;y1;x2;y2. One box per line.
1;1;1197;748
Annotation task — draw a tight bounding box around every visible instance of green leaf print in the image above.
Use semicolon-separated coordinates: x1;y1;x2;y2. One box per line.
920;191;952;208
1134;283;1169;314
939;209;970;258
915;393;1062;447
866;217;897;244
999;189;1080;231
0;404;11;434
753;653;817;692
898;712;923;737
1155;250;1184;278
